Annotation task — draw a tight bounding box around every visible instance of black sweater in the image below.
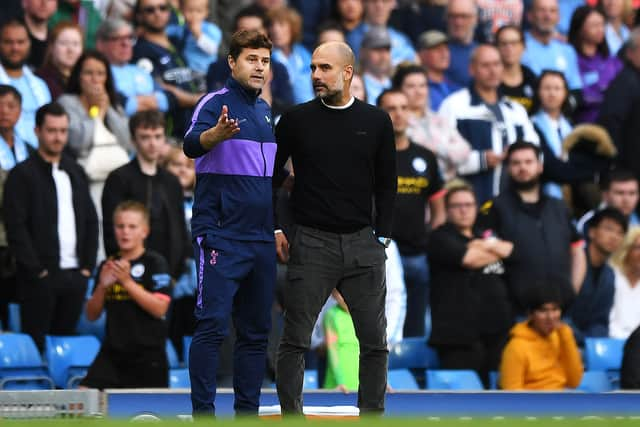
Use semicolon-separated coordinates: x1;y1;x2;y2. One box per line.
273;98;397;236
3;152;98;279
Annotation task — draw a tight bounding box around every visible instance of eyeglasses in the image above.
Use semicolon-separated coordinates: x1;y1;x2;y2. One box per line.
141;4;169;14
106;34;136;44
447;202;476;210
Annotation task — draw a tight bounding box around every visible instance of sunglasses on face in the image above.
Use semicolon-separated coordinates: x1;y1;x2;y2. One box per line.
141;4;169;14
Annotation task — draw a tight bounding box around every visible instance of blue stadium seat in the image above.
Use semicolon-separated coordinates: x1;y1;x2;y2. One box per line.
75;309;105;342
303;369;318;389
388;337;439;370
489;371;500;390
45;335;101;389
426;370;484;390
0;333;54;390
183;336;192;367
388;369;419;390
169;368;191;388
585;338;625;371
578;371;613;392
7;303;20;332
166;340;180;369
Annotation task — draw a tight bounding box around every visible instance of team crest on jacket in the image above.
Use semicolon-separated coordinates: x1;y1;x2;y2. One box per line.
131;263;145;278
412;157;427;173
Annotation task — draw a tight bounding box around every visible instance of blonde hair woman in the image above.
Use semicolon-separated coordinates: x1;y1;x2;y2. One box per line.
609;226;640;338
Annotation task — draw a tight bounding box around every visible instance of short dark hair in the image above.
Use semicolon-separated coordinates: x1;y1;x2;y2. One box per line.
391;63;427;90
524;283;565;313
129;110;165;137
0;84;21;104
113;200;150;226
495;24;525;47
66;51;119;107
505;141;542;163
35;102;68;127
588;207;629;234
228;29;273;60
376;88;406;107
0;18;28;37
601;168;638;191
234;5;267;32
531;70;572;116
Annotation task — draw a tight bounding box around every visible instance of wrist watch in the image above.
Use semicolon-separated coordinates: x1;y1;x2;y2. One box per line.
377;236;392;248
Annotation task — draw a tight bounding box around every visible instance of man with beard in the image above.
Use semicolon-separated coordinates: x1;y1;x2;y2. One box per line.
480;141;586;317
22;0;58;69
0;19;51;148
273;41;396;415
132;0;205;136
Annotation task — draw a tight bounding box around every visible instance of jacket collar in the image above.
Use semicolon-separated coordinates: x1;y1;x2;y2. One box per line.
34;150;74;172
467;81;505;107
226;77;261;104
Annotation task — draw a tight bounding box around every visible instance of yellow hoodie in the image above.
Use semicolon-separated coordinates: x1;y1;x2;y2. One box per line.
500;321;584;390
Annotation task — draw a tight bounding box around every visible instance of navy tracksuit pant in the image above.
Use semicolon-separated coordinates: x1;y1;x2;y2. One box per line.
189;235;276;416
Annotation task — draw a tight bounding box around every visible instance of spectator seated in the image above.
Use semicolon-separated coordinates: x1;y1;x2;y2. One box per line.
0;333;54;390
45;335;101;389
426;369;484;390
585;338;626;371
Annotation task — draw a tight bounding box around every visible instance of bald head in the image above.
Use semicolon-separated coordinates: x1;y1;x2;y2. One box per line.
470;44;503;92
313;41;355;68
310;42;355;105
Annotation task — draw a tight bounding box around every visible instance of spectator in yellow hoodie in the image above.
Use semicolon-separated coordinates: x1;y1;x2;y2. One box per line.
500;286;583;390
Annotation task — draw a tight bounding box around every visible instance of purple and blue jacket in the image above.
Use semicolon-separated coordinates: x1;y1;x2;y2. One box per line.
183;77;276;243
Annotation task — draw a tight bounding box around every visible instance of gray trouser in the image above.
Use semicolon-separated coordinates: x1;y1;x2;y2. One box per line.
276;225;388;414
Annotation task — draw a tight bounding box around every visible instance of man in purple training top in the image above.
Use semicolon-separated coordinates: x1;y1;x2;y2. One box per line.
182;29;275;417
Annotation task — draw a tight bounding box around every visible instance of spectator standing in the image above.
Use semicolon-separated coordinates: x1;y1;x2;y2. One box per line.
49;0;103;50
132;0;205;137
499;286;584;390
445;0;480;87
268;7;314;104
102;110;189;283
577;169;640;234
377;88;445;338
0;19;51;148
496;25;537;113
95;19;172;117
0;85;35;332
3;102;98;351
273;41;396;415
599;0;631;55
360;26;393;105
346;0;417;66
416;30;461;110
22;0;58;69
428;183;513;387
565;208;626;344
81;201;171;388
609;226;640;339
36;23;84;101
393;64;470;181
521;0;583;91
438;45;538;204
598;28;640;187
166;0;222;75
569;6;623;124
480;142;586;316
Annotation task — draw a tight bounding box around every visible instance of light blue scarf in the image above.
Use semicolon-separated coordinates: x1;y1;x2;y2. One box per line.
532;111;573;199
0;134;29;170
0;64;50;107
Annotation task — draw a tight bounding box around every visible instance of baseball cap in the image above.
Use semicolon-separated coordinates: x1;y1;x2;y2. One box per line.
417;30;448;50
361;26;392;49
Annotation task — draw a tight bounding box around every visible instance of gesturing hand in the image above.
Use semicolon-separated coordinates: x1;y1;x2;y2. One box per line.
201;105;241;149
111;259;132;283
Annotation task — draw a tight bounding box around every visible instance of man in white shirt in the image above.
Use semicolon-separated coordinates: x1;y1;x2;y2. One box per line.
3;103;98;351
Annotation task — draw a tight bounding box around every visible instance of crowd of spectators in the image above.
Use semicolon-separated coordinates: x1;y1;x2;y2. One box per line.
1;0;640;391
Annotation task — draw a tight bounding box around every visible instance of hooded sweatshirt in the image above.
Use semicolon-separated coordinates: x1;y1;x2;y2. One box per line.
500;321;583;390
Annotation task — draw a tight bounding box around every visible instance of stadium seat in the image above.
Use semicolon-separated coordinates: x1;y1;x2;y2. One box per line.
166;340;180;369
388;369;419;390
75;309;105;342
45;335;101;389
303;369;318;389
7;303;20;332
388;337;439;370
584;338;625;371
578;371;613;392
183;336;192;367
489;371;500;390
169;368;191;388
0;333;54;390
426;370;484;390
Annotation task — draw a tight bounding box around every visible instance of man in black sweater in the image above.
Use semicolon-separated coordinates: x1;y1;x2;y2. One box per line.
273;41;396;415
